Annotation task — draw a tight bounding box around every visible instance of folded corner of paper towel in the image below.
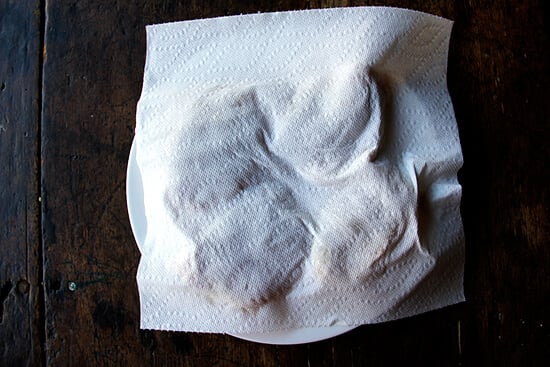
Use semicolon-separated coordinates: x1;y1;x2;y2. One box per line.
131;6;465;334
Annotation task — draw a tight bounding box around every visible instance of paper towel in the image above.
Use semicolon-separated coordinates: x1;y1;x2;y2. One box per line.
134;6;465;333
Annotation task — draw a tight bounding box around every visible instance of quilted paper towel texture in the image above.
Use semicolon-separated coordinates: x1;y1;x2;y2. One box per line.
135;6;465;333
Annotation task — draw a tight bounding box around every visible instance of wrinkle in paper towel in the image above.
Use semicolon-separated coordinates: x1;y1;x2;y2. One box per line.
134;6;465;333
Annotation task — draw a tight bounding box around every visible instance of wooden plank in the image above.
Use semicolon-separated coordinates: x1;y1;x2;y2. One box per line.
447;0;550;365
40;0;549;366
0;1;43;366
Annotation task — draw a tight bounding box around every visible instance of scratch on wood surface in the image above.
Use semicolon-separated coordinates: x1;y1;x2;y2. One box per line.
458;320;462;356
0;117;7;133
0;280;13;323
520;204;548;248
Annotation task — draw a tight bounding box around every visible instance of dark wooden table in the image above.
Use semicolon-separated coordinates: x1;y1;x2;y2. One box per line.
1;1;548;366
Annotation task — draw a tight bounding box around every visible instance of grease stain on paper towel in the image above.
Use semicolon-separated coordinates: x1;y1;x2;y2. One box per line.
163;64;418;310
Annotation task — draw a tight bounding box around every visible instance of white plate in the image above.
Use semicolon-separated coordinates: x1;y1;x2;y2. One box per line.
126;138;356;344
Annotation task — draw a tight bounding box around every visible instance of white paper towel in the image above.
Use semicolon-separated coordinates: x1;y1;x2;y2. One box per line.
134;6;465;333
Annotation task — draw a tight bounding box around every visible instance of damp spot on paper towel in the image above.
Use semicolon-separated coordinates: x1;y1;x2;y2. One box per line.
158;64;425;313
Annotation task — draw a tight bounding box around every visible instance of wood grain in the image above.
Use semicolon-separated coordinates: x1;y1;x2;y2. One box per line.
447;2;550;365
0;1;43;366
0;0;546;366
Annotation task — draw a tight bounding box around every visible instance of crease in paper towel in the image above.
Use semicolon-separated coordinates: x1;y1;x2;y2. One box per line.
134;6;465;333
